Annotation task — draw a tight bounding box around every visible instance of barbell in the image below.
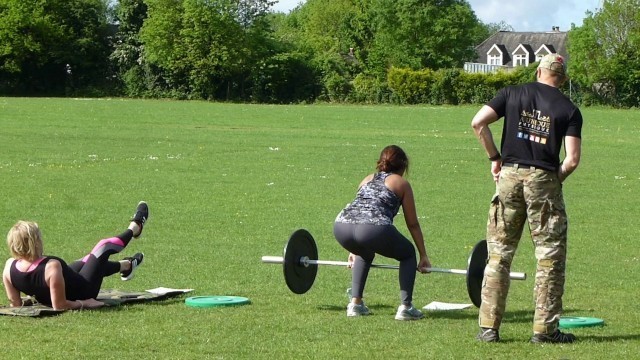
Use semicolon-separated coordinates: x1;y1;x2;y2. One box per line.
261;229;527;307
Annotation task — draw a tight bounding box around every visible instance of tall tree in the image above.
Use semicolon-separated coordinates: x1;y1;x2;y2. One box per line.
0;0;111;94
110;0;151;95
255;12;322;103
569;0;640;106
283;0;377;100
140;0;275;99
138;0;184;81
368;0;480;74
288;0;484;70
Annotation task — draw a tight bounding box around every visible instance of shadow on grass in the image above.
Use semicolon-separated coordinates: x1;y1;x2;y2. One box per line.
562;308;605;316
471;333;640;344
421;309;536;323
0;297;187;318
425;307;601;323
425;309;481;320
579;334;640;342
485;333;640;344
435;307;604;321
97;297;188;312
314;305;609;329
316;303;395;312
317;306;533;322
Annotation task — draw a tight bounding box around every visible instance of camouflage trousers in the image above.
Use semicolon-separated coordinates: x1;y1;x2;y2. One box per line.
478;166;568;334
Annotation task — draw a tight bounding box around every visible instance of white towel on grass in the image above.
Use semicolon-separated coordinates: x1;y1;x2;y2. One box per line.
422;301;472;311
146;287;194;295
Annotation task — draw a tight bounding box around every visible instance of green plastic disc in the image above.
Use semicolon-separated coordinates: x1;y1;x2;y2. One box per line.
185;296;250;308
559;316;604;329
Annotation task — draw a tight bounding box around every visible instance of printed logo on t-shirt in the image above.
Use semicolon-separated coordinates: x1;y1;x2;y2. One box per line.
518;109;550;144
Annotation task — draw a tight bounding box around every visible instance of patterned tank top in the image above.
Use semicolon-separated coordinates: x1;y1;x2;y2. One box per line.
335;172;401;225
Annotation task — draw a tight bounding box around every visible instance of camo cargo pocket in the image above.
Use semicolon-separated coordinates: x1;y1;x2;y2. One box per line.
487;193;503;235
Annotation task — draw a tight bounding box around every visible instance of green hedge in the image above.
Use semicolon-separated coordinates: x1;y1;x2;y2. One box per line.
386;63;543;105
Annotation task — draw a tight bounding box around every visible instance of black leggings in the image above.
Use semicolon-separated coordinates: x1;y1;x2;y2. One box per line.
333;222;417;306
68;230;134;298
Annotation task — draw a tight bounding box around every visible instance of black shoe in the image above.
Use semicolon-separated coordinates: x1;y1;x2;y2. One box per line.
131;201;149;238
531;330;576;344
120;253;144;281
477;328;500;342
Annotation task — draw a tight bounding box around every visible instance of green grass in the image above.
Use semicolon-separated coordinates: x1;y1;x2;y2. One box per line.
0;98;638;359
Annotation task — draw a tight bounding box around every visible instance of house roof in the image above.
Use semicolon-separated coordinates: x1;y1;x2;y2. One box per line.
474;30;568;66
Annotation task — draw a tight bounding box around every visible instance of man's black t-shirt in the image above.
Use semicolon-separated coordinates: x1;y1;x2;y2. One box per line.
487;82;583;171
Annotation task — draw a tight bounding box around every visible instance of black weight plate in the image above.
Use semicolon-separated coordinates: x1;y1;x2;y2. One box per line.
283;229;318;294
467;239;488;308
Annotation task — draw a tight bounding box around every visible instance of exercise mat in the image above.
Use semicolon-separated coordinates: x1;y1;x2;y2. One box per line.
0;287;193;317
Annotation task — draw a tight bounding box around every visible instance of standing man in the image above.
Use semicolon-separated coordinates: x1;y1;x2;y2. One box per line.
470;54;583;343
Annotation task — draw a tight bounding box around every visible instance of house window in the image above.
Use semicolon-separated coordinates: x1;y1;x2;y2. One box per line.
488;54;501;65
514;53;528;66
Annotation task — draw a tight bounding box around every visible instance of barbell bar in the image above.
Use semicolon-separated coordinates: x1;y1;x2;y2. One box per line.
262;256;481;275
261;229;527;307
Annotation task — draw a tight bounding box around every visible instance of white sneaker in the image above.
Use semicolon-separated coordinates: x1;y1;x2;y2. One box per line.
120;253;144;281
347;302;371;317
395;304;424;320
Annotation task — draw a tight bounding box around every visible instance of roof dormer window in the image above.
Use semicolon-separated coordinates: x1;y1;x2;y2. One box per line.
512;44;533;67
535;45;556;62
513;54;527;66
487;44;504;66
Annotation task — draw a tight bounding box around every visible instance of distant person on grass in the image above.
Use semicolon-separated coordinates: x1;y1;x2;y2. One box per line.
471;53;582;343
2;202;149;310
334;145;431;320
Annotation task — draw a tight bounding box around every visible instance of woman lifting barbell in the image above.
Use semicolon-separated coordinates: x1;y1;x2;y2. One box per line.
333;145;431;320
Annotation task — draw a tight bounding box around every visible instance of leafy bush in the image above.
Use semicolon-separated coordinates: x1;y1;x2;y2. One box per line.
388;67;434;104
429;68;461;105
323;72;353;102
350;74;391;104
251;52;320;104
386;65;549;105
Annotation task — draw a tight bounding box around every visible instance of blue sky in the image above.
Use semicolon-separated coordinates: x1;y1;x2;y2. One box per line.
271;0;603;32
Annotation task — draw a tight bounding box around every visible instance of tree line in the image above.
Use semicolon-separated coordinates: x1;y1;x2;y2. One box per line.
1;0;639;107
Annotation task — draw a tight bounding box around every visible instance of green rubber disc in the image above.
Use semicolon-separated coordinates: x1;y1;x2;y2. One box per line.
559;316;604;329
185;296;250;308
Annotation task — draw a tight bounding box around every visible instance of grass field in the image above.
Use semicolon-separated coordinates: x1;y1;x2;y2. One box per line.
0;97;638;359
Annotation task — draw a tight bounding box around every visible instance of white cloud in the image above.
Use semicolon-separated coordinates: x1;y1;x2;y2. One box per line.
271;0;304;13
272;0;603;32
467;0;601;31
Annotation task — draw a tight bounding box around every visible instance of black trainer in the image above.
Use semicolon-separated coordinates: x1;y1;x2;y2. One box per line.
131;201;149;238
477;328;500;342
121;253;144;281
531;330;576;344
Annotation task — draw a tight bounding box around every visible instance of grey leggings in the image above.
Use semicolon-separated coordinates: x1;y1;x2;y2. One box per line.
333;222;417;306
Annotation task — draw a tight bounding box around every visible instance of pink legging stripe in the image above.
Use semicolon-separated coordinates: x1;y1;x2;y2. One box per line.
80;237;126;263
